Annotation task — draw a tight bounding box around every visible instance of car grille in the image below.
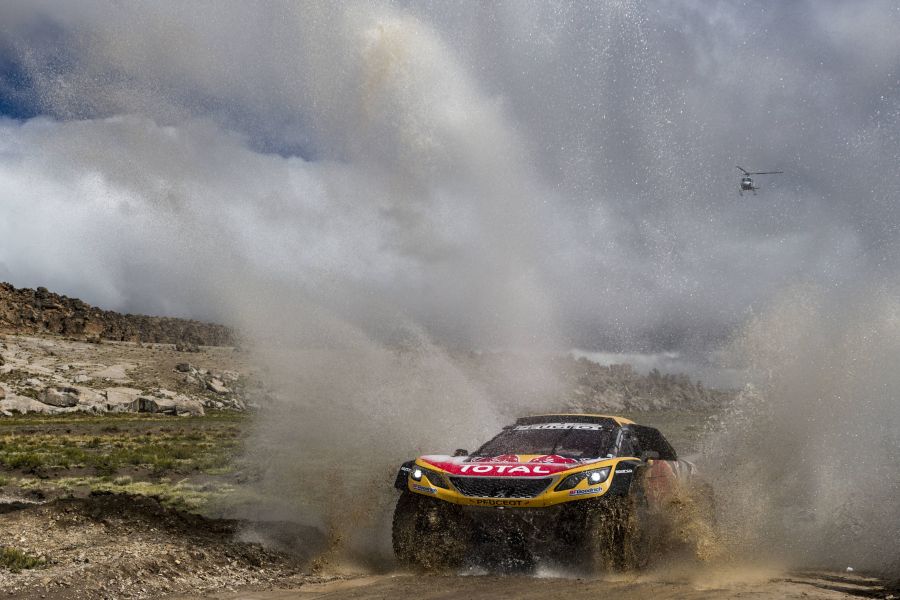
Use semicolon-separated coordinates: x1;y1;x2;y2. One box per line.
449;477;553;498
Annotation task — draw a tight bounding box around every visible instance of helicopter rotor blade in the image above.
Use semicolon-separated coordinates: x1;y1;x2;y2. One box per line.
736;166;750;175
749;171;784;175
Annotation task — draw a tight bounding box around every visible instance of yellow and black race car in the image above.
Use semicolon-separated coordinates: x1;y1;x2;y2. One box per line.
392;414;705;571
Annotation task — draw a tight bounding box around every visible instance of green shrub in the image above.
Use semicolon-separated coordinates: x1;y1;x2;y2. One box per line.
5;452;45;472
0;547;45;573
93;454;120;477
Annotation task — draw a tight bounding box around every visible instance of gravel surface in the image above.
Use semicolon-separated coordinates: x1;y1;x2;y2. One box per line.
0;492;318;600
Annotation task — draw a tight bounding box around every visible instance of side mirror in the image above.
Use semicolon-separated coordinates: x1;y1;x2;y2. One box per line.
453;448;469;457
640;451;660;462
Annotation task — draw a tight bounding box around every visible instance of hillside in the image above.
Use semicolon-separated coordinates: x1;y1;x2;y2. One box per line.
460;352;731;414
0;282;234;346
556;357;730;412
0;282;731;416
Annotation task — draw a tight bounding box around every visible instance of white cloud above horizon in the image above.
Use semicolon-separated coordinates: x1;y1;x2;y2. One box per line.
0;0;898;363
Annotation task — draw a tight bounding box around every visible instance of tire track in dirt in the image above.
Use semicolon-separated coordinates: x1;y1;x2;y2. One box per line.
176;567;895;600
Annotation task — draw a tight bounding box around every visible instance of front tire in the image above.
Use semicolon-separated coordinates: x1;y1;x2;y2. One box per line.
578;495;650;573
392;491;468;571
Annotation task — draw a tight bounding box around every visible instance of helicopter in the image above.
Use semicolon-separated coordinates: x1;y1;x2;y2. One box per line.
737;166;783;195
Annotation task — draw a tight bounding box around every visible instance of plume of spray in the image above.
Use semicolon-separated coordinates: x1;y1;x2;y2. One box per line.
217;9;565;569
701;282;900;573
0;3;565;568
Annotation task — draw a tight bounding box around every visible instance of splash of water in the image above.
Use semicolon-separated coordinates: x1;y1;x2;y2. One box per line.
701;283;900;573
215;10;564;567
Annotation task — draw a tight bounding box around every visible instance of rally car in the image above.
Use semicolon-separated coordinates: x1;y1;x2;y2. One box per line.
392;414;706;571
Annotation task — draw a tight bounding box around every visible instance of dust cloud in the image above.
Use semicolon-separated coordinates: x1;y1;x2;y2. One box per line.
701;282;900;573
232;289;561;569
212;9;565;567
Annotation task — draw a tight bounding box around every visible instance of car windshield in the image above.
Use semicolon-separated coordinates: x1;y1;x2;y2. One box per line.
473;423;618;459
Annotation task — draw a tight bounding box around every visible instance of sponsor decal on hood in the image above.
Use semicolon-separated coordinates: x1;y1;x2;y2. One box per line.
420;454;606;477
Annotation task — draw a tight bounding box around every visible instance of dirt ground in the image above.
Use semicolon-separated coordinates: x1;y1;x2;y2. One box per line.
3;490;893;600
173;569;896;599
1;334;897;599
0;492;328;600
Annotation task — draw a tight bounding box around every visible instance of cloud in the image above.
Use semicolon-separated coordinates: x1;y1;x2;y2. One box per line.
0;4;559;349
0;0;899;361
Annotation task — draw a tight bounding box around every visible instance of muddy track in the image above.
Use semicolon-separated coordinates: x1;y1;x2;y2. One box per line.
2;493;896;600
176;569;897;600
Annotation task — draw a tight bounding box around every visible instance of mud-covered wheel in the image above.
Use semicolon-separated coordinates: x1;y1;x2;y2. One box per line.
619;495;652;570
579;495;650;573
392;491;468;571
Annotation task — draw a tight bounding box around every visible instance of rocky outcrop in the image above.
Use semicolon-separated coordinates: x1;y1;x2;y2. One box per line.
39;386;80;407
134;394;204;416
0;395;55;415
555;357;731;411
105;387;143;412
0;335;248;417
0;384;206;417
0;282;234;346
460;352;733;413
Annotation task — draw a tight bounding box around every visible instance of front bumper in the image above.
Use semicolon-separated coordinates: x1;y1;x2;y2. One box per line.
405;460;630;508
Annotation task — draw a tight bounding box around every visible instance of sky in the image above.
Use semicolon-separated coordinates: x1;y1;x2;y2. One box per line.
1;0;899;372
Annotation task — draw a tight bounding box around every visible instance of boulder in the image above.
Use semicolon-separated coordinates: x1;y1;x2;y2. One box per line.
39;386;80;407
104;387;143;412
72;386;105;408
175;363;193;373
70;402;109;415
206;378;230;395
0;395;58;415
136;396;178;415
136;394;204;416
172;394;204;416
0;385;5;400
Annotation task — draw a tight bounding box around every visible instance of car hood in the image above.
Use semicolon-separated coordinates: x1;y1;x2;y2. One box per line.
420;454;609;477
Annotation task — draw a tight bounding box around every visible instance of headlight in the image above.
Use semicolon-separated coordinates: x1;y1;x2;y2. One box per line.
554;467;611;492
410;465;449;489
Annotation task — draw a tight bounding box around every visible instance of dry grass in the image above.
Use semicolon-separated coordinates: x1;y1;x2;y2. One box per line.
0;412;249;514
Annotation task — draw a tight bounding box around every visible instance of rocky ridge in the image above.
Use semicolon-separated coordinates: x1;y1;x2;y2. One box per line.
0;282;234;346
